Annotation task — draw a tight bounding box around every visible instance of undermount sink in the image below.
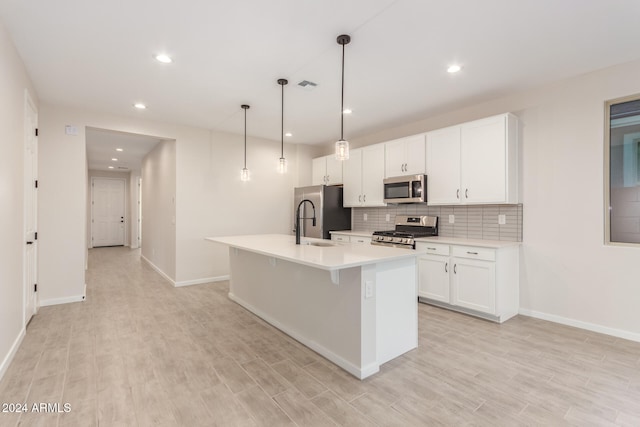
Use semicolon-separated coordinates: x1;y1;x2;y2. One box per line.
302;241;336;247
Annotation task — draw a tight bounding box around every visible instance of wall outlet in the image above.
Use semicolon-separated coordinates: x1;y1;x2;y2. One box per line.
385;214;390;222
449;214;455;224
365;281;374;299
363;213;368;221
498;214;506;225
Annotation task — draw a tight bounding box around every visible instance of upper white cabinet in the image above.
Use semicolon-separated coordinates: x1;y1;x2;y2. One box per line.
343;144;386;207
426;126;461;205
426;113;518;205
385;134;426;177
312;155;343;186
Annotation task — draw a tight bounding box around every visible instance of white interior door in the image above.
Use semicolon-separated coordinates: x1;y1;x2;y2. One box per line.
92;178;126;247
24;91;38;325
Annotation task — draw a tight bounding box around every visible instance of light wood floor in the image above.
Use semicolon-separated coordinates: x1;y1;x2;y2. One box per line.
1;247;640;426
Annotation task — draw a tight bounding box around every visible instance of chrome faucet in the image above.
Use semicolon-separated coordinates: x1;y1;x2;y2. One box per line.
295;199;317;244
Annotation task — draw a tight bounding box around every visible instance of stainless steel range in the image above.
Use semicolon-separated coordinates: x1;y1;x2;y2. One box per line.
371;215;438;249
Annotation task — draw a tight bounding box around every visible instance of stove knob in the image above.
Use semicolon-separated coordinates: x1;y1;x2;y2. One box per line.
402;238;409;244
385;236;393;242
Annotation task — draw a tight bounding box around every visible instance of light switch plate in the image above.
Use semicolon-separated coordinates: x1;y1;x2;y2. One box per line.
363;213;368;221
449;214;455;224
385;214;390;222
498;214;506;225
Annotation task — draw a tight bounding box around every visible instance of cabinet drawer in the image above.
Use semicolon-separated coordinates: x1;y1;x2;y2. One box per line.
331;234;349;242
415;242;450;256
351;236;372;244
452;246;495;261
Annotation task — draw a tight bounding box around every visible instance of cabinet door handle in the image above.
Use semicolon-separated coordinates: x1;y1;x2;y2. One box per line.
456;189;460;199
453;264;457;274
465;189;469;198
363;194;366;202
359;195;362;202
445;262;448;273
467;251;478;255
327;175;330;182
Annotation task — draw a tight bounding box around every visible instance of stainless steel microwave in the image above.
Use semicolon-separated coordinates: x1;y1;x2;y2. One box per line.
383;174;427;204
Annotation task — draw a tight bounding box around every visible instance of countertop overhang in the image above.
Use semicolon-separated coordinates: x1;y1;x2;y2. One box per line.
206;234;420;271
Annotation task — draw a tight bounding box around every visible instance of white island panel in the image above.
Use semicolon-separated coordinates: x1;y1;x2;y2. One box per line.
207;234;419;379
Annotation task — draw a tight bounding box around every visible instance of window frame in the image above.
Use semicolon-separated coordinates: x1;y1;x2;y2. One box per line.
604;93;640;247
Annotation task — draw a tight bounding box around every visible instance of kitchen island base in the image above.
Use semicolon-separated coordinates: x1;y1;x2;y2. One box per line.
227;247;417;379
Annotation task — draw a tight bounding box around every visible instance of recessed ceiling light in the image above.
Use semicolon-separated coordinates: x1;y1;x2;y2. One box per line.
108;166;114;169
134;103;146;109
447;64;462;73
111;158;118;161
116;148;123;152
155;54;172;63
285;132;292;137
343;108;352;114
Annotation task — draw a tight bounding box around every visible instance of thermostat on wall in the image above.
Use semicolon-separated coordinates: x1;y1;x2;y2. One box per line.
65;125;78;135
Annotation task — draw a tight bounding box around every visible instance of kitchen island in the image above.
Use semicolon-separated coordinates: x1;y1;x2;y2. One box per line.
206;234;420;379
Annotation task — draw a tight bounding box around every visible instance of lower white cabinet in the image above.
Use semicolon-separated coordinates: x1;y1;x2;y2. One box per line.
417;242;518;323
331;233;371;244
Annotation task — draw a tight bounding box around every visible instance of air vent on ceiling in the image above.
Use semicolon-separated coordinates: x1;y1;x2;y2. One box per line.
117;166;129;170
297;80;318;91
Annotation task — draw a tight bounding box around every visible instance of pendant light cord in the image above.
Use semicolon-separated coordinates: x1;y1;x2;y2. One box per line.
340;42;345;140
281;82;284;157
244;107;247;168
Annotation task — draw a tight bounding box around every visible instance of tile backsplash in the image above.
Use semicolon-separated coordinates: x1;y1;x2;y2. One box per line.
352;204;523;242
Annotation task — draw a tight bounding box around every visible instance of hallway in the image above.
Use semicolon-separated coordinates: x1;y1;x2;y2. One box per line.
2;247;640;426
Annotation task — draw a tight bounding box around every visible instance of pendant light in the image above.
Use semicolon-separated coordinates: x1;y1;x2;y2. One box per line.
277;78;288;174
335;34;351;160
240;104;250;181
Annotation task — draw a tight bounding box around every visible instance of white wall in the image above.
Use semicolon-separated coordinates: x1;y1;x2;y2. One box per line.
129;170;141;249
0;21;38;379
316;59;640;340
175;129;300;284
141;140;177;280
37;105;305;296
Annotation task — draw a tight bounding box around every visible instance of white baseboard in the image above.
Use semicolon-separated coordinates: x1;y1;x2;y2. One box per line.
40;293;86;307
0;327;26;382
141;254;176;285
174;275;230;287
519;308;640;343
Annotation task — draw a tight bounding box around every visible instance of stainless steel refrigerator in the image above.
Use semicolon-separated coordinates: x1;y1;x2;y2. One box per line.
293;185;351;240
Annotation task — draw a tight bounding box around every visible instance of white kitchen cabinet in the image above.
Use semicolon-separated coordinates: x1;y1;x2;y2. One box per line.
343;144;386;207
385;134;426;177
330;233;372;244
330;233;349;242
416;241;519;323
418;254;450;303
312;155;343;186
451;256;496;314
425;113;518;205
350;235;372;244
426;126;461;205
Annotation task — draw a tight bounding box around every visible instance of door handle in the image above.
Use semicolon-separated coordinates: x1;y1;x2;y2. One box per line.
26;241;33;245
454;264;457;274
456;189;460;199
363;194;366;202
465;189;468;198
445;262;448;273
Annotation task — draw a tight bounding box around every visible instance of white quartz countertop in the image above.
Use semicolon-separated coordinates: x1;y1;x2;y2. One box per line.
415;236;521;248
206;234;420;271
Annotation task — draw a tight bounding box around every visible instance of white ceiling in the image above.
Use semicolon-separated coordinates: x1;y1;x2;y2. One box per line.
86;128;162;172
2;0;640;145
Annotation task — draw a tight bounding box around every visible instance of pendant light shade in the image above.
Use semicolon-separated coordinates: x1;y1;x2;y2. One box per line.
240;104;250;181
335;34;351;161
277;78;288;174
